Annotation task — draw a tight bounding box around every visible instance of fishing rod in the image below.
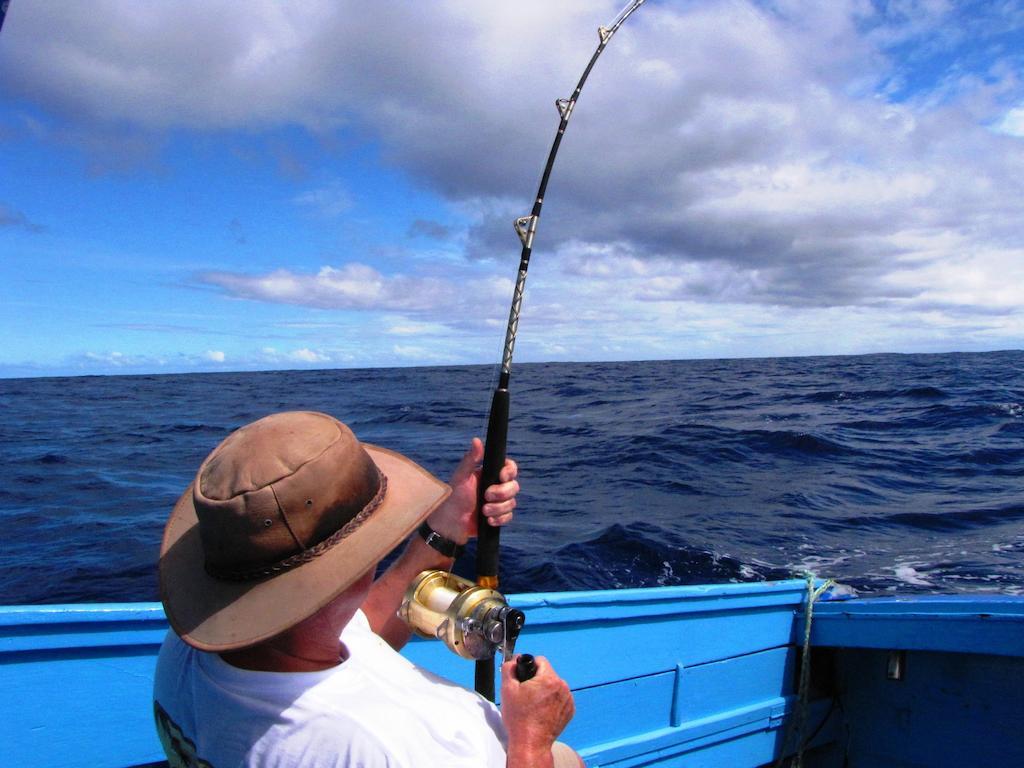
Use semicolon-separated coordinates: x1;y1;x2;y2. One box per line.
399;0;645;702
471;0;646;701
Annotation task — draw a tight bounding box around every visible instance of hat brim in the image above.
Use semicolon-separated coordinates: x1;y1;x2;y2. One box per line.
159;444;451;652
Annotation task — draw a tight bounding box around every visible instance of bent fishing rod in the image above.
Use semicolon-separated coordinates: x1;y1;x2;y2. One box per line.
398;0;646;702
471;0;646;701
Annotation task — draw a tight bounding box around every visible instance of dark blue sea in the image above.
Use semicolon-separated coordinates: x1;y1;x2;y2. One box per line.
1;351;1022;605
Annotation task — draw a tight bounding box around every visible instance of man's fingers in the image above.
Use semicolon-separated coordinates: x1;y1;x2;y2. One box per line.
501;657;519;682
452;437;484;482
484;478;519;502
483;497;516;521
499;458;518;483
484;511;514;527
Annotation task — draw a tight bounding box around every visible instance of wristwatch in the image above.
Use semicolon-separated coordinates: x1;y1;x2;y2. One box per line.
417;521;465;558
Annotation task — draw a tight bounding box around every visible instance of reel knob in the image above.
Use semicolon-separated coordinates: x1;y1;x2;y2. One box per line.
515;653;537;682
485;621;505;645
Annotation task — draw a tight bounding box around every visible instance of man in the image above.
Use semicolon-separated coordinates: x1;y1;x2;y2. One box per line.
154;410;581;767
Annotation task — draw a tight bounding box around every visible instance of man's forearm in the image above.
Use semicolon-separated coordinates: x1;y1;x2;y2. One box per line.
360;536;455;650
506;744;555;768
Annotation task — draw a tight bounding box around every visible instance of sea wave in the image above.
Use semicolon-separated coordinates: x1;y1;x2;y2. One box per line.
1;350;1022;603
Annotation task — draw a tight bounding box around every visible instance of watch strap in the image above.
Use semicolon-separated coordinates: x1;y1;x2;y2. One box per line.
417;520;465;558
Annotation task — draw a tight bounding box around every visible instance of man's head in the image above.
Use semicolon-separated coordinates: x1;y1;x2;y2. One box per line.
159;411;450;651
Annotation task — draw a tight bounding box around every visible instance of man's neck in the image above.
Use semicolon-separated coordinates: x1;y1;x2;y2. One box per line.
220;639;349;673
217;571;369;673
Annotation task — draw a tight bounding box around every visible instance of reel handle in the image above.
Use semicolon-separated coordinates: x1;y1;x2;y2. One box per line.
515;653;537;682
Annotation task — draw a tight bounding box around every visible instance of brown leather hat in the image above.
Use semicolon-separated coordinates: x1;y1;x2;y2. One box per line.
159;411;450;651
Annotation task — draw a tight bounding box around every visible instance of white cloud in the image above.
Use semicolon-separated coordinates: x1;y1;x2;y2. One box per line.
3;0;1023;357
200;263;456;312
257;346;335;364
83;351;157;367
199;263;511;331
72;349;229;372
63;346;346;374
293;179;353;218
387;321;443;336
289;348;328;363
995;106;1024;137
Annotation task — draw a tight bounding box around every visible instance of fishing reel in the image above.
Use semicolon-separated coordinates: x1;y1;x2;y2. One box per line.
399;570;525;661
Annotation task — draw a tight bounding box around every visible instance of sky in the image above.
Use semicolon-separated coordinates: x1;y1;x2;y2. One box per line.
1;0;1023;378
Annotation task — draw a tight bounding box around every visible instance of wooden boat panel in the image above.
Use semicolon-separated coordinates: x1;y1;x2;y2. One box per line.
817;648;1024;767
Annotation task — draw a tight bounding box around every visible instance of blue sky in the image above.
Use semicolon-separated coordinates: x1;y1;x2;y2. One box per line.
2;1;1023;377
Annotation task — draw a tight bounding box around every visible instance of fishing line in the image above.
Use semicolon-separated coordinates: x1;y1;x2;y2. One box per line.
476;362;503;441
470;0;647;701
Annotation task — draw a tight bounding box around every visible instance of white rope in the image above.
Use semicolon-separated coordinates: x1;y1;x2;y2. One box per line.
775;572;834;768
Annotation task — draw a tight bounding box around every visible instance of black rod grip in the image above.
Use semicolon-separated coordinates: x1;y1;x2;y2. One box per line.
473;386;509;701
475;656;495;701
475;387;509;583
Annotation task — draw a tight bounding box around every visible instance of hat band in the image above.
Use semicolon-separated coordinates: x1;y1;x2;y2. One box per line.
205;470;389;582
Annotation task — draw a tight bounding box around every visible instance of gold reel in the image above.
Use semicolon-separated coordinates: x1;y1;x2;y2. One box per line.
399;570;525;660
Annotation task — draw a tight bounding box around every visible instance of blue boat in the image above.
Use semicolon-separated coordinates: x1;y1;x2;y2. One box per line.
3;578;1023;767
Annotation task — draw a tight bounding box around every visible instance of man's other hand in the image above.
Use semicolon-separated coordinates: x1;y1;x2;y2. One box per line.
501;655;575;765
427;438;519;545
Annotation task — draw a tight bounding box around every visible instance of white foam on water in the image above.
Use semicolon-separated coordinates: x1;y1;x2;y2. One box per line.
783;549;868;575
894;564;933;586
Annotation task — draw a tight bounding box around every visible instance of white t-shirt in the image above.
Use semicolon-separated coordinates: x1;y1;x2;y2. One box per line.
153;610;508;767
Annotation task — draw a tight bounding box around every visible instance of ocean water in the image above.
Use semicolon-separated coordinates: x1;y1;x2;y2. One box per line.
1;351;1022;605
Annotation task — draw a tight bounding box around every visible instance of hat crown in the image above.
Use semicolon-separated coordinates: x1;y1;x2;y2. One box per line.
193;411;381;579
199;412;339;500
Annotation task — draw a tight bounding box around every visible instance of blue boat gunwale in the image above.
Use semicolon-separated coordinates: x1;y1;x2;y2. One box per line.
0;579;815;657
0;578;813;631
0;603;167;625
8;581;1024;660
808;593;1024;658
